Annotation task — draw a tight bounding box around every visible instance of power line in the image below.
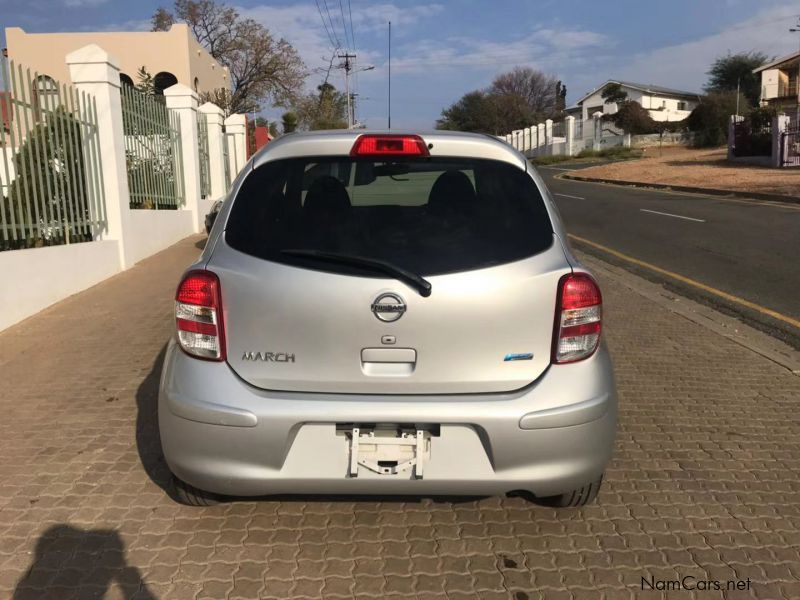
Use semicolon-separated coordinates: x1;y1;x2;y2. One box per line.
321;0;342;48
347;0;356;53
338;0;352;51
314;0;338;49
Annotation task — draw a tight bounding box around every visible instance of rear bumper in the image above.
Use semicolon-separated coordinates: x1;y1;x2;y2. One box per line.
158;340;617;498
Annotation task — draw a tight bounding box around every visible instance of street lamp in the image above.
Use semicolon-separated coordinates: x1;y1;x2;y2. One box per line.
347;65;374;129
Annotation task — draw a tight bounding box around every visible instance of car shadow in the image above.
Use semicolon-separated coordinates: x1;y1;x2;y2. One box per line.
194;237;206;250
135;344;173;499
12;524;156;600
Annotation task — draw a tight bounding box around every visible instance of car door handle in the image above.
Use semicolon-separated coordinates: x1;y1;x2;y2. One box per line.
361;348;417;376
361;348;417;363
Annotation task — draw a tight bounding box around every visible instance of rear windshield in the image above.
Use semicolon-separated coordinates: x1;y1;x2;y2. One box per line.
225;157;553;276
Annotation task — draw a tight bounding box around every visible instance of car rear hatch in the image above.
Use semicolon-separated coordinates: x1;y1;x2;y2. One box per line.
210;135;571;394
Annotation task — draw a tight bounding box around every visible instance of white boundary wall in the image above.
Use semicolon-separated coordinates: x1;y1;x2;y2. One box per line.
0;43;246;333
126;210;195;265
0;240;120;330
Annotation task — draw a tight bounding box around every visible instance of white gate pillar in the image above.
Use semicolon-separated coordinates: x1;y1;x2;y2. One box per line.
66;44;134;268
164;84;203;233
199;102;227;200
224;114;247;179
772;114;790;168
545;119;553;155
565;116;575;156
592;111;604;151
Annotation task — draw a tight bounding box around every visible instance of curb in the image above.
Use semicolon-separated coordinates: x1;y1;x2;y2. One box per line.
560;174;800;205
575;250;800;375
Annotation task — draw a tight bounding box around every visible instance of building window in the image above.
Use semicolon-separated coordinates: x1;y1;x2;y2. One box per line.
677;101;687;111
153;71;178;95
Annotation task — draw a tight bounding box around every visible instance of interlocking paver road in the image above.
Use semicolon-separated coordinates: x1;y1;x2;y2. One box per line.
1;235;799;600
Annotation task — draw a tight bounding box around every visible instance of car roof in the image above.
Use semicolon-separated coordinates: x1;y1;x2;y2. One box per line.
251;129;528;170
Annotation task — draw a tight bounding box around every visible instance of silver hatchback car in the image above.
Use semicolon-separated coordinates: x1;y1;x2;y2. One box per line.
159;130;617;506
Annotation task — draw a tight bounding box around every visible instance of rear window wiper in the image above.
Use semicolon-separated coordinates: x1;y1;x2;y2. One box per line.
281;249;432;297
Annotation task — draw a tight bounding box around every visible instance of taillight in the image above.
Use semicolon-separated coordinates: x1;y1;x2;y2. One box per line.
350;134;429;157
552;273;602;364
175;270;226;361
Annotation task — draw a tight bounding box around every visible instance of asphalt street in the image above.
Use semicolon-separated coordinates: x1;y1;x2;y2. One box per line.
537;163;800;345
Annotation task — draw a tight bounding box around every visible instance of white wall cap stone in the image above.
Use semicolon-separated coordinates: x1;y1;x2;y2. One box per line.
65;44;120;69
164;83;200;100
198;102;225;116
224;113;247;127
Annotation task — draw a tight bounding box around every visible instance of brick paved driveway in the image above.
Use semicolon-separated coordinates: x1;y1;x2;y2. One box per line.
1;235;799;600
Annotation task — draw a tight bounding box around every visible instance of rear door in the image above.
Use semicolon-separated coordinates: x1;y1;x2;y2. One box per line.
212;148;571;394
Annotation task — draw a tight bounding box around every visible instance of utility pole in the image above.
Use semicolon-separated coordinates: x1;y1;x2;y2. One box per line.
388;20;392;129
337;52;357;128
350;93;357;128
791;17;800;124
736;76;740;117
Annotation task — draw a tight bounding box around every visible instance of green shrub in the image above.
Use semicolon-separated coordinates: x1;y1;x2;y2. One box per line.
2;108;91;251
529;146;641;165
686;91;747;147
607;101;658;134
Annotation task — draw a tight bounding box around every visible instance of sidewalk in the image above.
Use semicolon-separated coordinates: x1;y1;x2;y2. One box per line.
1;235;799;599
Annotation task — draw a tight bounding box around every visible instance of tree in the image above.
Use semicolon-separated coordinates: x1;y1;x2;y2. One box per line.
152;0;306;113
555;81;567;117
436;91;497;133
268;122;279;137
3;108;91;250
199;88;233;115
281;111;298;133
294;82;348;130
607;101;657;134
490;67;559;122
436;66;562;134
686;91;746;147
705;52;769;108
135;66;156;96
601;82;628;105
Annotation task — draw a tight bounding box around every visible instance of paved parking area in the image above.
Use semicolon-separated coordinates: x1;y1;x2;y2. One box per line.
1;235;799;600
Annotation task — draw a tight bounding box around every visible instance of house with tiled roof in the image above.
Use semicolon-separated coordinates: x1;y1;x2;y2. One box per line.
569;80;701;122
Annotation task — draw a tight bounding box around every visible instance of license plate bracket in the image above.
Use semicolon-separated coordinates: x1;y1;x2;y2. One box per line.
347;427;430;478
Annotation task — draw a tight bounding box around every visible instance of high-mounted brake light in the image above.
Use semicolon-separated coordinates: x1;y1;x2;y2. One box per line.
552;273;602;364
175;270;226;361
350;134;429;157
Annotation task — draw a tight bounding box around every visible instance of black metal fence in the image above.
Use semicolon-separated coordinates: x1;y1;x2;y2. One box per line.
780;125;800;167
731;115;772;157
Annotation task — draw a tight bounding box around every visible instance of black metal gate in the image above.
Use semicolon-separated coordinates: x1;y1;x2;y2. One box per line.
780;126;800;167
732;116;772;157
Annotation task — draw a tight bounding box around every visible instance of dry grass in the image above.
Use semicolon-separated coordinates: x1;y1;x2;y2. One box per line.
575;146;800;198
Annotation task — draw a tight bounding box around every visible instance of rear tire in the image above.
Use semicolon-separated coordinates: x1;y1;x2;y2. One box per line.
171;475;223;506
535;475;603;507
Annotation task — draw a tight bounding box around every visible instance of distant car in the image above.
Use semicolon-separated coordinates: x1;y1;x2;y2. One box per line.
160;130;618;507
204;200;223;234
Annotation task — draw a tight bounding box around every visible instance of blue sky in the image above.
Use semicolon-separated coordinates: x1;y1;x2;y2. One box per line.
2;0;800;128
